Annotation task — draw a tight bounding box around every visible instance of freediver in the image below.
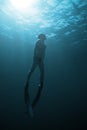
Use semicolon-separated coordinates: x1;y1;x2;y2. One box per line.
24;34;47;117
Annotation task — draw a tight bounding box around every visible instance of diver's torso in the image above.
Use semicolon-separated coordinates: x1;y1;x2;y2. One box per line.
34;40;46;60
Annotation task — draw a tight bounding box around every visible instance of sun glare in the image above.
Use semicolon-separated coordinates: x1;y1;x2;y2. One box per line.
10;0;39;14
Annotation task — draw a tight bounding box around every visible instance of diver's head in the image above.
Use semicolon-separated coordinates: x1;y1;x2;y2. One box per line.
38;34;46;40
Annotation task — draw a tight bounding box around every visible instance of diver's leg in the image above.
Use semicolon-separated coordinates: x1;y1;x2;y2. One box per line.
24;61;37;116
38;61;44;87
24;61;37;101
25;62;37;87
32;62;44;108
32;84;43;108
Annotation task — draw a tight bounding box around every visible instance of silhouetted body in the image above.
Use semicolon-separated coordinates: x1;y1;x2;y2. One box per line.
24;34;47;116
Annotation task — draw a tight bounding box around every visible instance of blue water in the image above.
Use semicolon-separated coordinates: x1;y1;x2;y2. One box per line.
0;0;87;129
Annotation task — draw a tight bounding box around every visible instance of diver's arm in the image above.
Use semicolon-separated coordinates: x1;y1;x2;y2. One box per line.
33;41;40;57
34;43;38;55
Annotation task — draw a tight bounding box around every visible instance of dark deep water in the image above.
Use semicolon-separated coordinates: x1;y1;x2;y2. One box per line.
0;0;87;130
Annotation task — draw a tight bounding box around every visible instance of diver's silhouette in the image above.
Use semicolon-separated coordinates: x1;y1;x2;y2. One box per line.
24;34;47;117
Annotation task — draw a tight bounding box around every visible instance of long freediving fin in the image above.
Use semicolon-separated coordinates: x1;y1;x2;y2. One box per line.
24;83;34;118
32;84;43;108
